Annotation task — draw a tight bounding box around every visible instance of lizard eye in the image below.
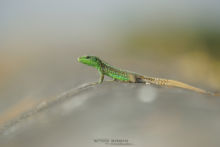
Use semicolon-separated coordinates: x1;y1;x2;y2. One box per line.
86;56;90;59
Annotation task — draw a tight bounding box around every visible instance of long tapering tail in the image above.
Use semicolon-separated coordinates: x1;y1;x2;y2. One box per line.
142;77;217;96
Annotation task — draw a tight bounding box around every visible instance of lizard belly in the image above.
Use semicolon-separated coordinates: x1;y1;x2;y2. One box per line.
105;72;129;82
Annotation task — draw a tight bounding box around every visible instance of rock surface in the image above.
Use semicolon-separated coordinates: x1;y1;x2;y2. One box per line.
0;82;220;147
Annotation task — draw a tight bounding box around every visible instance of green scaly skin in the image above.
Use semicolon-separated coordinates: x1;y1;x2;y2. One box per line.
77;55;219;96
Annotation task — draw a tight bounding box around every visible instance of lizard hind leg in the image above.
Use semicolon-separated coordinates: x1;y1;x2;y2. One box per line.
133;75;147;83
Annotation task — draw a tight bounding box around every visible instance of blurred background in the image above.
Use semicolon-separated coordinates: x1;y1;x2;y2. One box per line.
0;0;220;147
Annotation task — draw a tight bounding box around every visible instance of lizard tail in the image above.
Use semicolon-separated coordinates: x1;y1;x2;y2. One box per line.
142;77;216;96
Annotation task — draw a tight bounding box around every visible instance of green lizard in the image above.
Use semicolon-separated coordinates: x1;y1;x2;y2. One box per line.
78;55;219;96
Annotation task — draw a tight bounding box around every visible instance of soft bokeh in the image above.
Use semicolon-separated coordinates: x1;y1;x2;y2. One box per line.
0;0;220;147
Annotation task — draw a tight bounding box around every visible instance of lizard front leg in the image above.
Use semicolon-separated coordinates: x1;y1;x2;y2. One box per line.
98;72;104;84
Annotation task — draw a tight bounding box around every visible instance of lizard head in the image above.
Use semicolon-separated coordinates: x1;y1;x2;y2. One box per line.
77;55;102;68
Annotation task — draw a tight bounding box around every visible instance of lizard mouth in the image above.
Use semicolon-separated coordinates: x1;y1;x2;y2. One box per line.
77;56;89;65
77;57;85;63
